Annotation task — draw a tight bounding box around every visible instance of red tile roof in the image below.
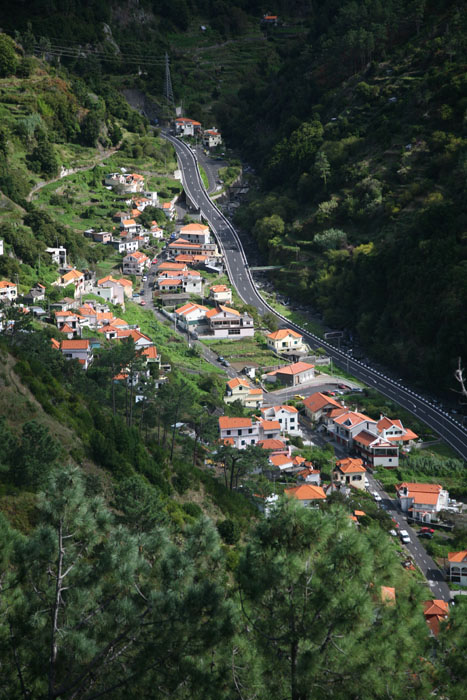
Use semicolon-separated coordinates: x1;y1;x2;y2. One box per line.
219;416;252;429
285;484;326;501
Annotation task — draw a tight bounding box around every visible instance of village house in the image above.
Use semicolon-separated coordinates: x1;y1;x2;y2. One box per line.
54;269;85;297
448;551;467;586
268;453;295;472
259;419;282;441
332;457;367;490
175;302;209;331
161;201;176;219
303;392;343;424
224;377;263;408
209;284;232;304
353;431;399;468
105;172;145;193
218;416;259;449
156;269;204;295
52;338;93;369
205;305;254;338
284;484;326;507
266;328;307;356
265;361;315;387
377;416;419;449
423;599;449;637
22;283;46;305
202;129;222;149
179;222;211;245
331;410;377;449
96;276;133;306
296;465;321;486
258;438;289;455
150;223;164;239
157;261;188;273
123;251;150;276
395;482;449;523
120;218;142;235
174;117;202;136
260;405;300;435
46;246;67;267
168;238;218;258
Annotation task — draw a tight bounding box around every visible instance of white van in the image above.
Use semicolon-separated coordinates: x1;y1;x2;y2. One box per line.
399;530;410;544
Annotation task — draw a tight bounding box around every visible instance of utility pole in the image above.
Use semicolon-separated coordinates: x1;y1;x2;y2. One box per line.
164;52;174;119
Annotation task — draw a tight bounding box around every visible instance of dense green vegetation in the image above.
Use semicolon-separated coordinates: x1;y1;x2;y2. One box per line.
0;3;466;697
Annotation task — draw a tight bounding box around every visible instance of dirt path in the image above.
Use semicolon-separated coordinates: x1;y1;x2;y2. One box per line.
26;143;121;202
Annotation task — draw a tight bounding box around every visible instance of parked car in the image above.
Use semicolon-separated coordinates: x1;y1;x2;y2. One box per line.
418;532;433;539
217;356;225;363
373;493;382;503
338;383;349;390
140;300;146;306
420;527;435;534
294;394;305;401
142;275;148;282
221;359;230;367
399;529;411;544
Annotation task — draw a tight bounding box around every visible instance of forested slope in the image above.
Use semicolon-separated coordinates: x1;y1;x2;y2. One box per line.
216;1;467;391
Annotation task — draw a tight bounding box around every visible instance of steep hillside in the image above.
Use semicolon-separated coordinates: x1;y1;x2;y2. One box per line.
216;2;467;392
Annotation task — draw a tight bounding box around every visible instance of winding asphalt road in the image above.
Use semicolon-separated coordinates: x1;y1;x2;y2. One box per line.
162;131;467;463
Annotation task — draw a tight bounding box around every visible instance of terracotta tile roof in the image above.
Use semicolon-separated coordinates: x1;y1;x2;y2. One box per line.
227;377;250;389
61;269;83;283
60;323;75;333
260;420;281;430
158;262;187;271
386;428;419;442
258;439;286;451
249;388;263;396
275;361;314;375
175;302;208;316
180;223;209;232
398;482;443;493
122;219;136;226
423;599;449;636
159;279;182;286
284;484;326;501
448;550;467;563
333;411;374;426
51;337;60;350
60;339;90;350
269;454;294;468
142;346;158;360
334;457;366;474
0;280;16;288
267;328;302;340
354;430;392;447
219;416;252;429
210;284;229;292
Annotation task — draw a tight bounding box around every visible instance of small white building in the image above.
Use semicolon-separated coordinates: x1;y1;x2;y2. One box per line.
46;247;67;267
448;551;467;586
209;284;232;304
218;416;259;449
122;251;150;276
202;129;222;148
206;305;254;338
0;280;17;302
267;328;306;355
261;405;300;435
395;482;449;523
179;223;211;245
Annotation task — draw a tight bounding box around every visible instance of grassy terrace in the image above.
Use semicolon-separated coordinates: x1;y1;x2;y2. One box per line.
202;335;278;367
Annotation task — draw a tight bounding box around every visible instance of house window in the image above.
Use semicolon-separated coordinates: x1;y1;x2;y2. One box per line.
227;430;231;435
279;418;282;423
248;428;253;434
241;440;246;445
352;475;362;481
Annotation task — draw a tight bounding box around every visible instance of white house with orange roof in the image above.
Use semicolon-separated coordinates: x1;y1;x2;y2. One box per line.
205;306;254;338
261;404;300;435
353;431;399;468
168;238;218;258
179;222;211;245
331;410;377;448
54;338;93;369
158;262;188;273
296;465;321;486
448;551;467;586
395;482;449;522
423;599;449;637
150;223;164;239
265;361;315;387
333;457;366;490
120;218;142;235
284;484;326;507
258;438;289;455
156;269;203;295
0;280;17;302
224;377;263;408
377;416;419;448
203;129;222;148
269;453;295;472
161;201;175;219
259;419;282;441
266;328;306;355
175;302;209;331
174;117;202;136
123;251;150;276
218;416;259;449
141;345;160;369
97;276;133;305
54;269;85;297
303;392;343;423
105;172;145;193
209;284;232;304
